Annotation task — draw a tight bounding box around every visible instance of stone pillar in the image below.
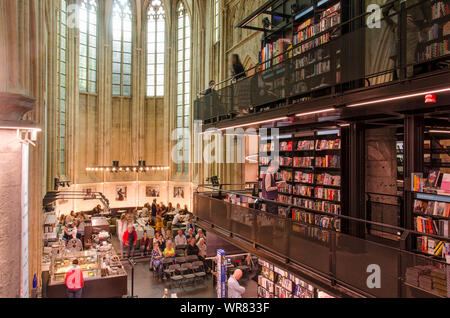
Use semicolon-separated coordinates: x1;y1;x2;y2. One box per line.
0;95;35;298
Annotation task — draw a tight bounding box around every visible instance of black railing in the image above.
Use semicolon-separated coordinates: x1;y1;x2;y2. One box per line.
194;187;449;298
195;0;450;123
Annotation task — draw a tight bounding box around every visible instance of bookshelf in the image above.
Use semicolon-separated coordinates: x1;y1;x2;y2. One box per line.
258;129;342;231
257;0;343;102
415;1;450;64
257;258;320;298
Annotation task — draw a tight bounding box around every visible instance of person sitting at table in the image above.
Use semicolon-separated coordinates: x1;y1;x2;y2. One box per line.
185;218;197;236
63;222;77;242
174;203;181;213
183;205;190;214
167;202;175;212
163;240;176;260
151;242;164;280
171;209;184;228
186;228;195;241
174;229;187;247
139;231;151;256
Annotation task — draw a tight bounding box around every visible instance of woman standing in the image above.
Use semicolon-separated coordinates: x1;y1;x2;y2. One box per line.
262;160;285;215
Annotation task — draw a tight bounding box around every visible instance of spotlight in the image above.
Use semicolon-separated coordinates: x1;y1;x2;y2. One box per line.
262;17;271;29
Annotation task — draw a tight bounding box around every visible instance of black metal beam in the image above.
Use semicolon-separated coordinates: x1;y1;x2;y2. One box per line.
236;0;280;29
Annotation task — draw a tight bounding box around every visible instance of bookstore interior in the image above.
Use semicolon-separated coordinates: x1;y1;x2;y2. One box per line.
2;0;450;301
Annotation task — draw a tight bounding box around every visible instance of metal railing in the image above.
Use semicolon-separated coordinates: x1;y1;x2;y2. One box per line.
194;185;450;298
195;0;450;123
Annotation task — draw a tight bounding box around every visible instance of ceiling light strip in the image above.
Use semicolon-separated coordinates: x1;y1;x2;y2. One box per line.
347;87;450;108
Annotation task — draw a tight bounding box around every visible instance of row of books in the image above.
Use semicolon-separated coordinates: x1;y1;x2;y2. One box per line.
295;60;330;80
292;197;341;214
416;40;450;63
411;171;450;193
276;170;293;182
413;199;450;217
294;171;314;184
414;216;449;236
405;265;447;297
432;1;449;20
294;49;330;69
258;260;319;299
280;156;293;167
315;155;340;168
316;173;341;186
316;139;341;150
417;236;449;258
296;139;315;150
293;184;314;197
292;222;331;243
292;209;335;229
278;194;293;204
293;2;341;54
315;187;341;202
279;184;292;194
293;156;314;167
280;141;293;151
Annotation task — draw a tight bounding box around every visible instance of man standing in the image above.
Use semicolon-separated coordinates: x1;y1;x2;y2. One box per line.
227;269;245;298
151;199;158;220
65;259;84;298
122;225;137;259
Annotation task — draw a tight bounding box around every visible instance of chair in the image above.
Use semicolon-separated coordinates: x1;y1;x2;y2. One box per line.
185;255;198;262
192;261;207;283
175;249;185;257
162;258;174;270
168;264;184;290
180;263;196;284
175;256;186;264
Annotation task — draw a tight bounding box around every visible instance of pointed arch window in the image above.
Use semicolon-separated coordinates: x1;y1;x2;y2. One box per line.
112;0;132;96
176;3;191;173
214;0;220;43
79;0;97;93
147;0;165;97
57;0;67;176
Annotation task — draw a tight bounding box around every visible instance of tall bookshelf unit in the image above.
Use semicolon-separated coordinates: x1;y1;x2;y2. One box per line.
258;129;343;231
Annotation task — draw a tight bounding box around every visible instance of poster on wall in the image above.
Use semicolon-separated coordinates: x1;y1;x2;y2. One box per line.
174;186;185;199
82;186;97;200
146;186;160;198
116;186;127;201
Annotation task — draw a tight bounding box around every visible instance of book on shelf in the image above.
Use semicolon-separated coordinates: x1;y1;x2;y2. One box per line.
316;173;341;186
315;155;340;168
280;141;293;151
293;184;314;197
412;172;424;192
417;236;446;258
276;170;293;182
315;139;341;150
427;169;441;188
432;1;450;20
293;156;314;167
294;171;314;183
296;139;315;150
315;186;341;202
441;173;450;193
280;156;293;167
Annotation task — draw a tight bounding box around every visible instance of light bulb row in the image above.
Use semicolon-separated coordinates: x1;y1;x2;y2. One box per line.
86;166;170;173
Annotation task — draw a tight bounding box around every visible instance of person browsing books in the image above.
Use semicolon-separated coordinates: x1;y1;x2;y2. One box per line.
262;159;285;215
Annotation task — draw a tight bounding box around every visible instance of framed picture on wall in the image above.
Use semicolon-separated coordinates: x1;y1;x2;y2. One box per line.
174;186;185;199
116;186;127;201
146;185;160;198
82;187;96;200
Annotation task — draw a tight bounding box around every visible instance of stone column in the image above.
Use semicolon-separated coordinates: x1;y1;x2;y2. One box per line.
0;94;35;298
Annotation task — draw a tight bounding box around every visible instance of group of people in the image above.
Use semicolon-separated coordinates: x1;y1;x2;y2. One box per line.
58;211;87;245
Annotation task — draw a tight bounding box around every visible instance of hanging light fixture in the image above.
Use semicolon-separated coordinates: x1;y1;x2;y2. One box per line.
86;160;169;173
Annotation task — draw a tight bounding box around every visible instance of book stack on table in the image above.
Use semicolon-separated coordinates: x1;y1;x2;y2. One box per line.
431;268;447;297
